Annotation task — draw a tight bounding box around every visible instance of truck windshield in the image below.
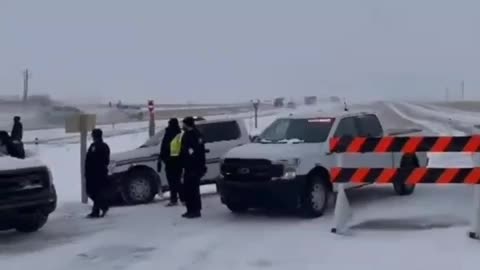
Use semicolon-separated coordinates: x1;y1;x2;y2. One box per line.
258;118;334;143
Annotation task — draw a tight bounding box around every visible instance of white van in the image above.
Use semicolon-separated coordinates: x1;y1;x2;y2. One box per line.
108;118;250;204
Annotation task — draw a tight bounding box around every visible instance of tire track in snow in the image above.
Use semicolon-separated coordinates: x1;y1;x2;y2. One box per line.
385;102;463;136
386;102;474;168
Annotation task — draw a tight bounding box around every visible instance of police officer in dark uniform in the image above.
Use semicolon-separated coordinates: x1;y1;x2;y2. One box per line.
85;128;111;218
159;118;184;206
0;130;25;159
11;116;23;142
180;116;207;218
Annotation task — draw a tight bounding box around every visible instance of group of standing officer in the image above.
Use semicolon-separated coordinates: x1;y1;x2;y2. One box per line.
159;116;207;218
84;116;206;219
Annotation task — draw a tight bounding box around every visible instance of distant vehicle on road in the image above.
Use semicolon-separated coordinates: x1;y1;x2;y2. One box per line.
273;98;285;108
217;111;427;218
0;155;57;233
287;101;296;109
304;96;317;105
108;118;250;205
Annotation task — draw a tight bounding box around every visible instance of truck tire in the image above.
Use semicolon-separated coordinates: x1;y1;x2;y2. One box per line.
14;212;49;233
121;169;157;205
226;202;249;214
302;174;330;218
393;155;418;196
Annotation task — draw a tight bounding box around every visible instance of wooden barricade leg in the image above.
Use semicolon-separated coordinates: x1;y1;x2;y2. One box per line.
331;183;353;234
469;185;480;239
469;154;480;239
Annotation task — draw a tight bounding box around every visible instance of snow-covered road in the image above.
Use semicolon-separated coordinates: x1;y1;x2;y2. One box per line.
2;101;480;270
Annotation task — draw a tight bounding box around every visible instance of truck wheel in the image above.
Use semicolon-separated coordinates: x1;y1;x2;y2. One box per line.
122;170;157;205
226;202;249;214
14;212;49;233
302;174;330;218
393;155;418;196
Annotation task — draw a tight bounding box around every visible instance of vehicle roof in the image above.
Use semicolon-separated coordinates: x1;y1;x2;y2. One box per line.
283;109;376;119
195;117;243;124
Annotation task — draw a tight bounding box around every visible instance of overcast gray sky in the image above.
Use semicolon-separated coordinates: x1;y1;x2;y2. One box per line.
1;0;479;104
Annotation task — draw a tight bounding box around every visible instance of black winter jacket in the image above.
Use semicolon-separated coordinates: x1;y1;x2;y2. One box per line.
11;122;23;141
180;128;207;176
85;141;110;185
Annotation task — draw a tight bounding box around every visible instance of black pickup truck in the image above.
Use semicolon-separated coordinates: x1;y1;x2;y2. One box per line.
0;157;57;233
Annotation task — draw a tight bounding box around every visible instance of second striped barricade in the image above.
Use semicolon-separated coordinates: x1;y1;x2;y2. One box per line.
328;134;480;239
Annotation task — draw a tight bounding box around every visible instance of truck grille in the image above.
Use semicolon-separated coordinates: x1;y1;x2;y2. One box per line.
221;158;283;182
0;167;50;199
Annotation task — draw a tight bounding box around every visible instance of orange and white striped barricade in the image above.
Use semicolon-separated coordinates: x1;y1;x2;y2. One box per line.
329;135;480;238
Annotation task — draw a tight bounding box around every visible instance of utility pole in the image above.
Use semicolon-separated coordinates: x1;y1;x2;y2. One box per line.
445;88;450;102
461;80;465;100
22;69;31;103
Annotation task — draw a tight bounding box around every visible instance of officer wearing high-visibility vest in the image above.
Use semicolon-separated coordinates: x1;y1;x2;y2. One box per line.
159;118;184;206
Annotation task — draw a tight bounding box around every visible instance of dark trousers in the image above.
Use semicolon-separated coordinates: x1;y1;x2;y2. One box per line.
86;177;109;215
183;172;202;214
165;158;184;203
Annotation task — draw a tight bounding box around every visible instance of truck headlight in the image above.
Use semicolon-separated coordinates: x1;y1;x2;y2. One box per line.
282;167;297;180
274;159;300;180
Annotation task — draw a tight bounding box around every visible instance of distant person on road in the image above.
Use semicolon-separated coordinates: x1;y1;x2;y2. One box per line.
179;116;207;218
0;130;25;159
11;116;23;142
159;118;184;206
85;128;111;218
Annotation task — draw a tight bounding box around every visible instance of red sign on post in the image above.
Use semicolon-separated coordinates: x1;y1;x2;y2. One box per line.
148;100;155;113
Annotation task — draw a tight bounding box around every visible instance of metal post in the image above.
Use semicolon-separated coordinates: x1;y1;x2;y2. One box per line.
80;126;88;204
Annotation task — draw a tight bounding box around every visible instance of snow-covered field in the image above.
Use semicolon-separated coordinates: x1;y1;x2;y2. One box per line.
1;101;480;270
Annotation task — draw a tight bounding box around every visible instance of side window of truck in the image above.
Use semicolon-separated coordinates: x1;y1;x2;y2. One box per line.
334;117;358;137
357;114;383;137
197;121;242;143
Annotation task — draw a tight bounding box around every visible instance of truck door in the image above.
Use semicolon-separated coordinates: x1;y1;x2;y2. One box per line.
354;114;393;168
331;116;364;188
197;120;245;181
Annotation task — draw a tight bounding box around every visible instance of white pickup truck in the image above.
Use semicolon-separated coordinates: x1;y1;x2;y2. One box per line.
108;118;250;204
217;110;427;217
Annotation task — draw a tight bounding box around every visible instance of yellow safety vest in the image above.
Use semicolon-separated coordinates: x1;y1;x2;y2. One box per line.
170;133;184;157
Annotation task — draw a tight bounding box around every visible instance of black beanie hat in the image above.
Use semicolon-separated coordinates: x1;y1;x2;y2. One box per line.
182;116;195;128
92;128;103;139
168;118;179;127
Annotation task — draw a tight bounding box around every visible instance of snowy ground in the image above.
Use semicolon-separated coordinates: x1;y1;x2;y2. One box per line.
1;101;480;269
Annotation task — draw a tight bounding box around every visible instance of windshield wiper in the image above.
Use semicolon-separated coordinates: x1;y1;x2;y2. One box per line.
258;138;273;144
277;138;305;144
